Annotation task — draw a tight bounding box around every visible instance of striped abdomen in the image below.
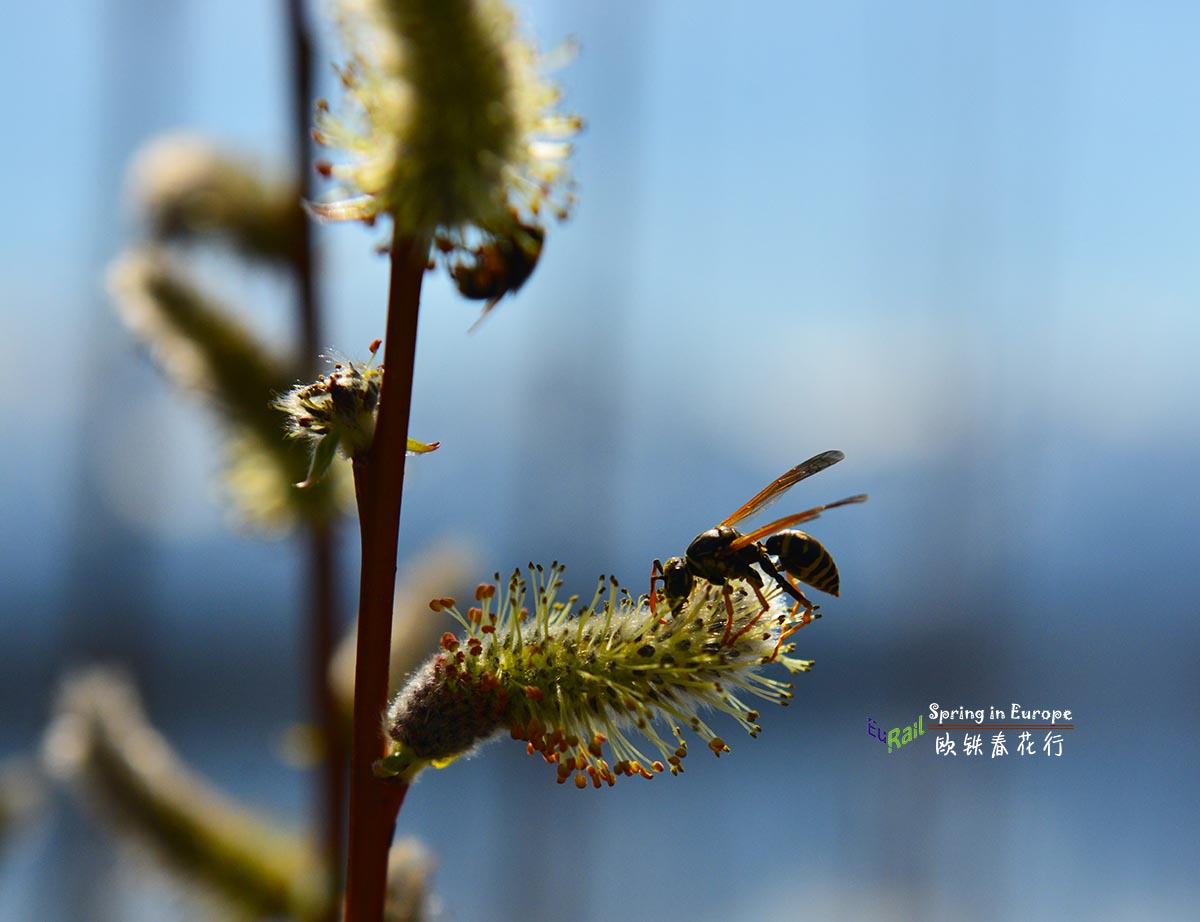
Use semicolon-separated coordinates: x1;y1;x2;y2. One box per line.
763;531;840;597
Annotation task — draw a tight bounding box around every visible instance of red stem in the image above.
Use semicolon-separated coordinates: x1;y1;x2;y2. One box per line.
284;1;345;914
306;523;343;910
343;233;425;922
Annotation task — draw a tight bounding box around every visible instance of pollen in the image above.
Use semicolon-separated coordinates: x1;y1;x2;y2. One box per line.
383;563;819;788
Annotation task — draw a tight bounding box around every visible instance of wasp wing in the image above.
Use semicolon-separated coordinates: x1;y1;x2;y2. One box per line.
716;450;846;528
724;494;868;551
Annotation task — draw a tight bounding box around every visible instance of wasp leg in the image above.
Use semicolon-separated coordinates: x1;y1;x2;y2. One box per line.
777;606;820;644
771;592;820;661
649;559;664;616
758;553;809;609
720;584;739;646
466;297;503;335
728;581;773;645
781;573;815;622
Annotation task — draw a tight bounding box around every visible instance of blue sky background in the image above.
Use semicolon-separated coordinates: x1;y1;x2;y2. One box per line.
3;2;1199;920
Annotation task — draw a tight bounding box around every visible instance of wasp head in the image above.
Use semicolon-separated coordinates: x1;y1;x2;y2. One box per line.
661;556;693;606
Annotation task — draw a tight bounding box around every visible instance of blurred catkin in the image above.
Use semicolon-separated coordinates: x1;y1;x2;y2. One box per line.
107;249;348;529
44;671;327;918
129;134;302;264
43;670;435;922
310;0;579;236
0;758;44;846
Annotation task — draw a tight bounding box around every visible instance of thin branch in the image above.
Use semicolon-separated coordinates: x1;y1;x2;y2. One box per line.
285;0;344;915
344;232;426;922
287;0;320;362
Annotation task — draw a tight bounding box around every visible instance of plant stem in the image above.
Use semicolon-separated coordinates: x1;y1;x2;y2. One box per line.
305;523;342;913
286;0;320;361
344;232;426;922
285;2;345;916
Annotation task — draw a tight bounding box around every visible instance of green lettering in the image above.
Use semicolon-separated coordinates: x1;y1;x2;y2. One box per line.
887;727;901;752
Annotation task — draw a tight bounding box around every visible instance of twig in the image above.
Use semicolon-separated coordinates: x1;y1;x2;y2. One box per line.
344;232;426;922
285;1;345;915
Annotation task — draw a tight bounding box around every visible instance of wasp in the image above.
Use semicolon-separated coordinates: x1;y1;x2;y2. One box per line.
444;221;545;332
650;450;866;645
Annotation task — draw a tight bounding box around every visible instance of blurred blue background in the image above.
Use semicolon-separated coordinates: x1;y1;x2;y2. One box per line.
3;1;1199;919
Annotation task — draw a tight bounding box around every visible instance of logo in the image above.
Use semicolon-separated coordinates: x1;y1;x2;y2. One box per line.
868;703;1076;758
867;715;925;753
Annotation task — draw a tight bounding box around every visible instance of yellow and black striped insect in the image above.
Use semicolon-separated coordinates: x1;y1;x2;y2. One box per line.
649;450;866;643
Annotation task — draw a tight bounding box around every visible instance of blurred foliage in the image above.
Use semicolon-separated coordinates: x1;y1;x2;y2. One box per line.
44;670;433;922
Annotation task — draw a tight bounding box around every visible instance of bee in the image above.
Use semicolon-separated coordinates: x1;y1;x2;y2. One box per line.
445;221;545;332
650;450;866;645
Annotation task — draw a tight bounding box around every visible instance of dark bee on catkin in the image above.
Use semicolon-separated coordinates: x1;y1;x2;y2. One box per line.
446;221;545;331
